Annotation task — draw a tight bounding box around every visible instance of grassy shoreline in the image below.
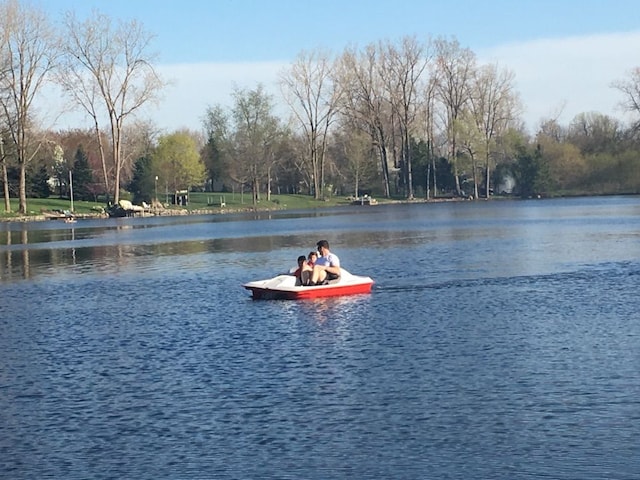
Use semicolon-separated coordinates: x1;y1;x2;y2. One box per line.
0;192;403;222
6;191;630;222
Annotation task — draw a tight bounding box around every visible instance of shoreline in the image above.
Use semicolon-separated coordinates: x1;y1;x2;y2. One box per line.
0;205;281;223
0;200;374;223
4;193;634;223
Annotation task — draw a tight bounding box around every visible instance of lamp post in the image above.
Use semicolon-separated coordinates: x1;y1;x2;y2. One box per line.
69;169;74;212
154;175;158;204
0;136;9;212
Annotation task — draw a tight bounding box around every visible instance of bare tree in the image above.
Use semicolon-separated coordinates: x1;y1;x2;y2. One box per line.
567;112;622;155
612;67;640;132
467;63;520;198
0;0;57;214
337;44;393;198
380;36;432;199
0;8;9;212
458;110;482;199
418;74;441;199
280;50;341;200
333;122;377;197
434;37;476;196
230;84;281;206
59;10;164;203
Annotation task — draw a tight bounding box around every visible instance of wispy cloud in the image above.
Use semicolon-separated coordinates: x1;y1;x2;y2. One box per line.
479;31;640;129
44;31;640;134
43;61;288;133
153;61;288;131
138;30;640;133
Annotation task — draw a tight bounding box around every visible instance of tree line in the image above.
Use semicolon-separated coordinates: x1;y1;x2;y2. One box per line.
2;0;640;215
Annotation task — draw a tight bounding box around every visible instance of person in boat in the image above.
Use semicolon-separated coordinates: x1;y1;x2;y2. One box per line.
308;239;341;285
299;251;317;285
292;255;307;282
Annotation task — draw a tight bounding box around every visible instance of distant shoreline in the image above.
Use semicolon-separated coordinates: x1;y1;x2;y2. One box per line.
2;193;637;223
0;197;434;223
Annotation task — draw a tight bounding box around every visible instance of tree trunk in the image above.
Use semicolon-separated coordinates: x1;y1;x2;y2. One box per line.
451;139;462;196
2;162;9;212
471;154;479;200
111;117;122;203
312;143;320;200
267;165;272;202
426;161;430;200
404;127;413;199
376;123;391;198
18;162;27;214
432;157;438;199
252;175;259;206
485;151;491;199
93;117;110;198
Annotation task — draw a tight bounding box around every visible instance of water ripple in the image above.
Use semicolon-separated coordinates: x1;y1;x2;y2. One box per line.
2;199;640;479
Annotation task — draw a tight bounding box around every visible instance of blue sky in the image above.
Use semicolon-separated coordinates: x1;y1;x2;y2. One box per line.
39;0;640;132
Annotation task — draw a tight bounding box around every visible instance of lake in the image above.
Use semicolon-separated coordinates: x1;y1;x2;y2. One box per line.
1;196;640;479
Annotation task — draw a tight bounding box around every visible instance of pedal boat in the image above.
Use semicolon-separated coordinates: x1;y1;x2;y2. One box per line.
243;269;374;300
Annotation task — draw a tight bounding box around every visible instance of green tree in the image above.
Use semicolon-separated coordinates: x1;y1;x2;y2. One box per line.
72;146;94;201
30;164;51;198
513;145;549;198
537;139;585;192
410;138;431;197
153;131;206;194
202;104;230;191
127;155;153;204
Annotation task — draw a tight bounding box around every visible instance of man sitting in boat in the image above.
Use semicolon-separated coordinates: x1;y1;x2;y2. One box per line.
308;240;341;285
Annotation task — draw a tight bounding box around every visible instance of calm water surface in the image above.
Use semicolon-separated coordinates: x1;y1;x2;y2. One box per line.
1;197;640;479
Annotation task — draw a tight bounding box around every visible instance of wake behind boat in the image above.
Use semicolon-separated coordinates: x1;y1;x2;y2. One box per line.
243;269;374;300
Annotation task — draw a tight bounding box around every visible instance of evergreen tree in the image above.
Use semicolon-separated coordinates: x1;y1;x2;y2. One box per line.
30;165;51;198
128;156;154;204
72;146;94;201
514;144;549;198
202;136;228;191
410;138;430;197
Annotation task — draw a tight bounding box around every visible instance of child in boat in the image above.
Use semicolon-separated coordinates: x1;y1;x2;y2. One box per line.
293;255;306;278
293;255;314;285
300;251;317;285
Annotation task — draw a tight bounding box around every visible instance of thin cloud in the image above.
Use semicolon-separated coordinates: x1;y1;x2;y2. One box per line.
479;31;640;129
153;61;287;131
44;31;640;133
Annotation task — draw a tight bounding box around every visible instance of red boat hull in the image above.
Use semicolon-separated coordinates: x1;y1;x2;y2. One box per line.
246;281;373;300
